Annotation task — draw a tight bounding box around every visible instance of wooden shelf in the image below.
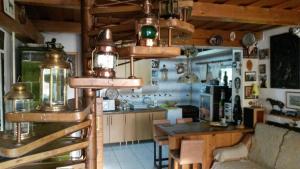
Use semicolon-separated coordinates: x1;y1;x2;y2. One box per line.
69;77;144;89
0;121;90;158
5;103;92;123
117;46;181;59
0;138;88;169
160;18;195;37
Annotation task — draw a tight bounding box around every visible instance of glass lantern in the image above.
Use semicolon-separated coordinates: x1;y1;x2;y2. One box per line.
40;49;70;112
159;0;179;19
4;83;33;141
136;0;160;47
92;28;118;78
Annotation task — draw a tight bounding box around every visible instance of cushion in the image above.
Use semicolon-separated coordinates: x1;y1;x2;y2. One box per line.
275;131;300;169
248;123;288;168
211;160;270;169
214;143;248;162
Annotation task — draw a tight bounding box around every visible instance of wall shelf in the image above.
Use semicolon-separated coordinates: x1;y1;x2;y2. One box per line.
160;18;195;38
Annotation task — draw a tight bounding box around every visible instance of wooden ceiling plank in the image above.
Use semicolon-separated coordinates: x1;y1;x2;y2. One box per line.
191;2;300;25
32;20;81;33
225;0;259;6
0;3;43;42
90;5;142;15
15;0;80;9
273;0;300;9
248;0;287;8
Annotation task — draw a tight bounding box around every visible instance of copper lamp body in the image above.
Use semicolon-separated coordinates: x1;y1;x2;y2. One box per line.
4;83;33;141
136;0;160;47
40;49;70;112
92;28;118;78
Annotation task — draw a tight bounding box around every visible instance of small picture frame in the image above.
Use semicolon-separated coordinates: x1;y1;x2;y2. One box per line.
286;92;300;109
152;60;160;69
234;52;241;62
259;48;270;60
245;71;256;81
259;64;266;74
245;86;254;99
3;0;15;19
259;75;267;88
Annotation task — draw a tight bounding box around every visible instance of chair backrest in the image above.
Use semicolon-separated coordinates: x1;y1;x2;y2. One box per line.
153;119;170;137
179;140;205;165
176;118;193;124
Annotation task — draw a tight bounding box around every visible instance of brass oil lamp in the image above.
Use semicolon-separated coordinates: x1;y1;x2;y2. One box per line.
4;83;33;143
92;28;118;78
136;0;160;47
40;49;70;111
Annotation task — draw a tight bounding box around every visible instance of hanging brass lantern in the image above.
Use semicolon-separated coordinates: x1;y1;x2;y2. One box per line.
159;0;179;19
4;83;33;142
136;0;160;47
92;28;118;78
40;49;70;112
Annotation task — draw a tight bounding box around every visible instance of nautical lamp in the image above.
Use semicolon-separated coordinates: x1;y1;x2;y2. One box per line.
92;28;118;78
40;48;70;111
136;0;160;47
4;83;33;143
159;0;179;19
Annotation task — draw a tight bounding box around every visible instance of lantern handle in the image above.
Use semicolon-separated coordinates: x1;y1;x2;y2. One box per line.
91;48;97;73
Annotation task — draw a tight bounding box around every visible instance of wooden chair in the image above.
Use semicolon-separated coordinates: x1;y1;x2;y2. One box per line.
153;119;170;169
176;118;193;124
170;140;205;169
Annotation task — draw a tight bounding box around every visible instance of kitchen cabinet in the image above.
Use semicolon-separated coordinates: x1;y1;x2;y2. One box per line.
103;114;125;144
124;113;136;143
136;112;152;141
152;111;166;120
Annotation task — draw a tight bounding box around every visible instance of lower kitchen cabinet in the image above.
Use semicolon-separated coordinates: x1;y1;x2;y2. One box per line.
136;112;152;141
124;113;136;143
103;114;125;144
103;111;166;144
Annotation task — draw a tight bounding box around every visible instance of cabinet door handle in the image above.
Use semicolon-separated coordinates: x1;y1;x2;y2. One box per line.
107;116;109;126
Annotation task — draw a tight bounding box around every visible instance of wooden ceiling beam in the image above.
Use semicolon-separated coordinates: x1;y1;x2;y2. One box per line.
191;2;300;26
0;4;43;43
90;5;141;15
32;20;81;33
15;0;80;9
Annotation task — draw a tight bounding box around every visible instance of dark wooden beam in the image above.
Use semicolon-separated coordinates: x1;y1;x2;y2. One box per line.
32;20;81;33
0;3;44;43
15;0;80;9
191;2;300;26
90;5;141;15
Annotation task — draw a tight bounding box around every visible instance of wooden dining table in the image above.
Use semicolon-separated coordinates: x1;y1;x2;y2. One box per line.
157;122;253;169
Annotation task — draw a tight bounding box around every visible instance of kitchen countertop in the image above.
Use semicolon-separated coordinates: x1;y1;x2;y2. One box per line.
103;107;167;115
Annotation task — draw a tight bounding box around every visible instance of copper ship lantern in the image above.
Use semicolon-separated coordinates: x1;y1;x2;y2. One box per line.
4;83;33;142
136;0;160;47
92;28;118;78
40;49;70;112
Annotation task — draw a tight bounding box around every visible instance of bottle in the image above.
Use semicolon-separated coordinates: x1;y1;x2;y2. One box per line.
219;90;225;120
223;71;228;87
233;95;242;125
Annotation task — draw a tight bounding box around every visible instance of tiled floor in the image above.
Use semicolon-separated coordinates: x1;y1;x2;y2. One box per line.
104;141;169;169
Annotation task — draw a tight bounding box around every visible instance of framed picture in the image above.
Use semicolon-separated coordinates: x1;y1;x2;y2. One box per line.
245;86;254;99
245;71;256;81
286;92;300;109
3;0;15;19
152;60;160;69
259;64;266;74
259;75;267;88
259;48;270;60
234;51;241;62
0;53;4;131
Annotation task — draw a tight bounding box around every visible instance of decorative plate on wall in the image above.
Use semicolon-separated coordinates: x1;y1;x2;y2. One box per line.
246;60;253;71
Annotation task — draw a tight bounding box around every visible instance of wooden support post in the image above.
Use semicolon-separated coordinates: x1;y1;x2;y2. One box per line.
85;89;96;169
96;97;103;169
